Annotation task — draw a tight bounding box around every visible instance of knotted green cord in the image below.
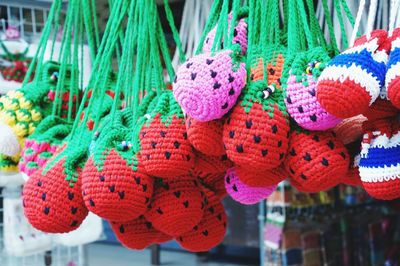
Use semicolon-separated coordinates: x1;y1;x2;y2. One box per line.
163;0;186;63
195;0;222;54
211;0;229;53
333;0;348;50
69;0;128;139
21;0;62;87
110;0;137;127
322;0;339;54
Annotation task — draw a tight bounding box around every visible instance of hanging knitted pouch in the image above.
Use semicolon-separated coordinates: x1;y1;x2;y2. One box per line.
110;215;171;250
223;47;290;170
202;12;248;55
144;176;205;237
139;91;194;178
22;143;89;233
19;115;71;177
185;115;226;156
22;92;115;233
82;110;154;222
333;115;367;145
173;49;246;122
359;119;400;200
224;167;277;205
284;130;349;193
317;30;390;118
283;47;341;130
176;190;227;252
386;28;400;108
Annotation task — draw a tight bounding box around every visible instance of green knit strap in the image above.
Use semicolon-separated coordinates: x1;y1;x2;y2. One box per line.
195;0;223;54
322;0;339;54
28;115;67;137
163;0;186;64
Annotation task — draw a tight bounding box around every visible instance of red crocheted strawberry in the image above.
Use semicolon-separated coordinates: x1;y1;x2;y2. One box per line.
185;115;225;156
191;152;233;199
140;91;194;178
223;48;290;171
176;189;227;252
284;130;349;192
234;165;287;187
82;110;154;222
23;153;88;233
144;177;205;236
110;215;171;250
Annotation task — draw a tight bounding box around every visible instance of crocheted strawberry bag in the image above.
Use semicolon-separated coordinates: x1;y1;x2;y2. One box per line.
139;91;194;178
19;115;71;177
173;0;247;122
284;129;349;193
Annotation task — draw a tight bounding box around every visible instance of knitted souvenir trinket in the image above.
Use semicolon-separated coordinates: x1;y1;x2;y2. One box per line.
22;144;89;233
284;130;349;193
110;216;171;250
176;190;227;252
386;28;400;108
359;119;400;200
22;94;115;233
173;49;246;122
185;115;226;156
283;47;341;130
144;177;205;237
139;91;194;178
82;111;154;222
224;167;277;205
19;116;71;177
223;47;290;170
317;30;390;118
202;12;248;55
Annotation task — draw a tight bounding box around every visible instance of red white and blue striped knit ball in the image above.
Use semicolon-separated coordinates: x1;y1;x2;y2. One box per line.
387;28;400;108
359;130;400;200
317;30;389;118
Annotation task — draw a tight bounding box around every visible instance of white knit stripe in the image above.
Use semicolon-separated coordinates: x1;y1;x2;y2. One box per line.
318;64;381;104
372;50;389;63
386;62;400;87
360;164;400;182
342;38;379;54
391;37;400;51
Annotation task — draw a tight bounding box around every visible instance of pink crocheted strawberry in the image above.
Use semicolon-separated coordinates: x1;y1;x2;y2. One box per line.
282;47;341;130
173;50;246;121
223;48;290;170
202;13;248;55
110;216;171;250
144;177;205;237
139;91;194;178
176;191;227;252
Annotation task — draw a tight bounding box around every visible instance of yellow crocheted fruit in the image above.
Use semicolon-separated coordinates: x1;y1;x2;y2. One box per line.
0;110;17;126
19;97;33;110
16;109;32;122
7;91;24;100
0;97;13;109
13;122;29;137
7;98;20;111
0;155;19;173
30;108;42;122
28;122;36;135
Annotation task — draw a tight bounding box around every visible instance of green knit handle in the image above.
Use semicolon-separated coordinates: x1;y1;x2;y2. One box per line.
195;0;222;54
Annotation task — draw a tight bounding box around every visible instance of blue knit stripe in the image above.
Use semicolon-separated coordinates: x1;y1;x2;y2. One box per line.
359;145;400;168
387;47;400;70
326;50;386;87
